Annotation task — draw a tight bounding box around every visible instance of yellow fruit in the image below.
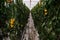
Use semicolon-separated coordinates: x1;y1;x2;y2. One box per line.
10;18;15;25
44;13;47;15
10;25;14;28
44;9;48;15
44;9;47;12
10;18;15;28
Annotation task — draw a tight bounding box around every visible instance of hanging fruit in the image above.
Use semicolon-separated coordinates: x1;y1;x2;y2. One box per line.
10;18;15;28
44;8;48;15
6;0;13;3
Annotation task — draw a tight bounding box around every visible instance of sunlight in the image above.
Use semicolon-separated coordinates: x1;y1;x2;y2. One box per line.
23;0;40;10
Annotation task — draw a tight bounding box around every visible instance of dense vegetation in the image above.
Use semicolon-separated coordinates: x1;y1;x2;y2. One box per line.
31;0;60;40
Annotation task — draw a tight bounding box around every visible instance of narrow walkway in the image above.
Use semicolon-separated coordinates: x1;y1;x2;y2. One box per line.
21;13;39;40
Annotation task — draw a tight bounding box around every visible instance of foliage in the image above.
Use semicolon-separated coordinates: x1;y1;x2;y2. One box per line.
31;0;60;40
0;0;30;40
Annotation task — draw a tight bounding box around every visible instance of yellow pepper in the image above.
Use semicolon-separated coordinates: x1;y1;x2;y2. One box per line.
10;18;15;28
44;9;48;15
